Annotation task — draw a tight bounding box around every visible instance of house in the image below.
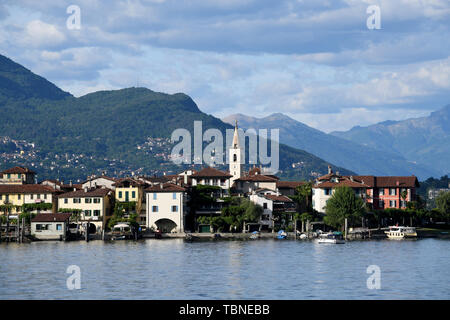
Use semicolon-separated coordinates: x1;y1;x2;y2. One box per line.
312;166;419;212
113;177;147;225
276;181;306;196
352;175;420;210
41;179;82;192
249;189;296;231
0;184;60;216
81;175;118;190
0;166;36;184
145;183;187;233
233;167;279;194
57;187;113;233
191;167;233;190
31;213;72;240
312;175;369;213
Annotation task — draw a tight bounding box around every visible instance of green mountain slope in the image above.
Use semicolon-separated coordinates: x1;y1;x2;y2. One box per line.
0;54;353;181
0;54;71;101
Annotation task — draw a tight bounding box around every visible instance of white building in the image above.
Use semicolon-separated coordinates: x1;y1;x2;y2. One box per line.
57;187;113;233
191;167;232;190
312;170;368;213
31;213;72;240
145;183;187;233
249;189;295;230
82;175;117;190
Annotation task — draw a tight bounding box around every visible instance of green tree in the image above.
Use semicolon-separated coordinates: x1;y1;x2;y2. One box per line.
435;191;450;219
324;186;366;230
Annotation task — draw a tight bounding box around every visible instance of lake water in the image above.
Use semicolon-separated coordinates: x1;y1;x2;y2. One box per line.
1;238;449;300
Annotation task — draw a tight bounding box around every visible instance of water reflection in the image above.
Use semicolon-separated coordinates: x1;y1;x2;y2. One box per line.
0;238;449;299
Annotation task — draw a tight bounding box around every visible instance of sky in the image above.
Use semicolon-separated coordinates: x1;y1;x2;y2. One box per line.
0;0;449;132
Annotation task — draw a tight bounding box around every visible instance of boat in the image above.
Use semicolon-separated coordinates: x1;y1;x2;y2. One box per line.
250;231;260;239
385;226;417;239
317;232;345;244
111;223;133;240
277;230;287;239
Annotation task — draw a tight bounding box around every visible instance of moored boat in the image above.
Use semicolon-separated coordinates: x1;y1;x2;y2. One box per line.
385;226;417;239
317;232;345;244
111;223;133;240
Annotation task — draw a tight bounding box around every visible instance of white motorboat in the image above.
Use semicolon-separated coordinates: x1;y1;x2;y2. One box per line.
385;226;417;239
317;232;345;244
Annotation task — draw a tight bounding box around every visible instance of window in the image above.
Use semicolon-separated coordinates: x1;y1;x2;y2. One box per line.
64;198;68;204
171;205;178;212
84;210;92;216
132;191;136;198
173;193;177;200
233;154;237;162
93;210;101;216
153;193;157;200
389;188;396;196
0;195;2;200
152;206;158;212
37;194;41;199
379;189;384;196
118;191;122;198
56;224;62;231
18;194;21;200
85;198;92;203
30;194;34;200
36;224;50;231
324;188;331;196
44;194;47;200
400;200;406;208
379;200;384;208
74;198;81;203
263;203;268;209
93;198;101;203
389;200;396;208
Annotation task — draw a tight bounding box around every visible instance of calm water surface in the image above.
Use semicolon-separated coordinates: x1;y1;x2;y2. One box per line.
0;238;449;299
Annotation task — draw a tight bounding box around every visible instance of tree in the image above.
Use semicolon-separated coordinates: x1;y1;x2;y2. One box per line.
435;191;450;220
291;182;313;213
324;186;366;230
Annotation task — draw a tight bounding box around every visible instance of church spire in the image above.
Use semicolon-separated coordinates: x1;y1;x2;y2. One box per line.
232;120;240;148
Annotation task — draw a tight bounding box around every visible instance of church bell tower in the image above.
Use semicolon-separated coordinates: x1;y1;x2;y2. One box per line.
229;120;243;184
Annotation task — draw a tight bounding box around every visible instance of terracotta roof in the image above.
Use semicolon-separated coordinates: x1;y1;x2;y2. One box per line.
248;167;261;175
191;167;232;178
145;183;186;193
343;175;419;188
58;187;112;198
276;181;306;189
317;172;341;181
264;194;293;202
0;184;60;194
315;178;369;188
139;176;171;183
236;174;278;182
32;213;72;223
373;176;419;188
1;166;36;174
112;178;145;187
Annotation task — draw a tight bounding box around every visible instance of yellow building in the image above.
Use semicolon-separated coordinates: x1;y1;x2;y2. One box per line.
113;178;147;225
0;185;59;215
0;166;36;185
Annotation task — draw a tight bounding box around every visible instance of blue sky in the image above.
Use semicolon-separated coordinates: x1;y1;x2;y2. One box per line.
0;0;449;132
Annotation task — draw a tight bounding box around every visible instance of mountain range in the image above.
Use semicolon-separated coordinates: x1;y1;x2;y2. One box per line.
331;106;450;178
0;54;352;181
223;109;448;180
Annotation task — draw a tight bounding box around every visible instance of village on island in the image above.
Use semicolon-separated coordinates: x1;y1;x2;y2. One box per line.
0;122;446;244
